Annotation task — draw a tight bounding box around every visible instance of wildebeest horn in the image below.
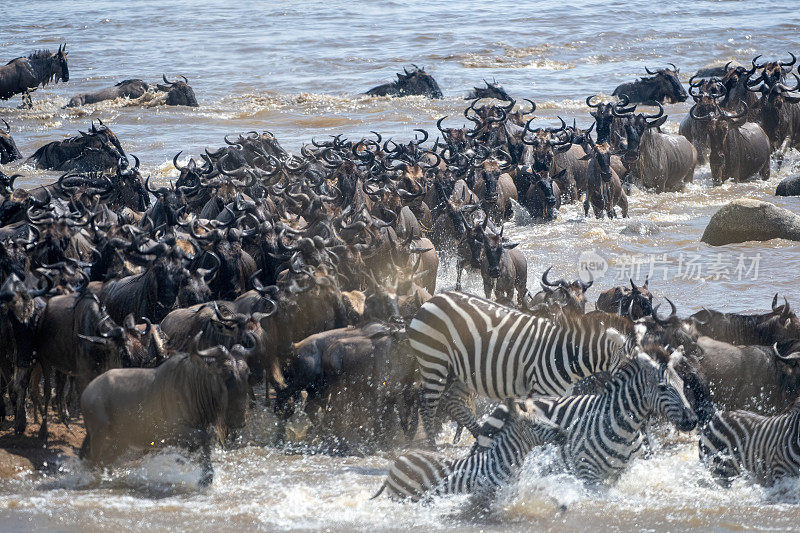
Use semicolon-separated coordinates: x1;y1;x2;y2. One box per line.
653;298;677;325
667;62;678;72
644;65;657;75
1;119;8;132
773;342;800;362
780;52;796;68
581;271;593;291
173;151;185;171
520;98;536;114
586;95;601;108
689;103;713;120
180;75;189;84
644;101;664;125
541;266;566;288
162;74;174;85
772;292;780;311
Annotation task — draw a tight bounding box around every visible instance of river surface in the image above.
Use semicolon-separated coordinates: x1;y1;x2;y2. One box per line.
2;1;800;531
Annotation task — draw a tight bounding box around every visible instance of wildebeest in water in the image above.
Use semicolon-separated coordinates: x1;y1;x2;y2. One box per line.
79;333;251;486
364;65;443;99
0;44;69;107
28;120;127;172
66;79;149;108
0;119;22;164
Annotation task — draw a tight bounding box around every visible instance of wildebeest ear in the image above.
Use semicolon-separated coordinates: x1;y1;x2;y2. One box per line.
123;313;137;331
553;168;567;179
502;242;519;249
649;116;668;129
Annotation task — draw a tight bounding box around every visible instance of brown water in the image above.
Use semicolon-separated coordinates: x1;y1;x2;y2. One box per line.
2;1;800;530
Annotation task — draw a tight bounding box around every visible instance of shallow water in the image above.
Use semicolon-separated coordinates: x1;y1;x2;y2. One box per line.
2;1;800;531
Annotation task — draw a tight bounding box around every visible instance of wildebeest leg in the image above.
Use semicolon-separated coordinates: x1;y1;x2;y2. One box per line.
483;277;494;300
37;365;52;442
618;194;628;218
455;259;465;291
12;365;33;435
54;371;69;425
759;159;770;180
198;432;214;487
583;194;590;217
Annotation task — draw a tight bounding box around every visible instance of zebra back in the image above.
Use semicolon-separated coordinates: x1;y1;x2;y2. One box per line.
700;400;800;486
409;291;635;400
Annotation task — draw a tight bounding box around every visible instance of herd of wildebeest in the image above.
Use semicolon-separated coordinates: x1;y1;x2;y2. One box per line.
0;44;800;500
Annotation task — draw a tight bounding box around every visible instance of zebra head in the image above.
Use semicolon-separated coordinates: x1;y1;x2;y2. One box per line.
639;349;698;431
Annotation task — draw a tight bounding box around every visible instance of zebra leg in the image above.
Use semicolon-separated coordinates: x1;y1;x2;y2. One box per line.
440;381;481;440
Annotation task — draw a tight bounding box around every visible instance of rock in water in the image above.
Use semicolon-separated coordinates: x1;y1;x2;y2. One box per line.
776;175;800;196
701;199;800;245
621;221;661;236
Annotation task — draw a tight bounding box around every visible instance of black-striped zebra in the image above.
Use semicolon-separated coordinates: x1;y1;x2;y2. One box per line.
521;349;697;486
408;291;636;444
699;399;800;486
371;402;565;501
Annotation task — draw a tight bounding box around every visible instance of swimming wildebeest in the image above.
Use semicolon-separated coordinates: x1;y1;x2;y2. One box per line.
0;119;22;164
0;44;69;108
156;74;199;107
66;79;149;107
466;79;511;101
612;64;688;104
364;65;443;99
79;335;251;486
28;120;127;172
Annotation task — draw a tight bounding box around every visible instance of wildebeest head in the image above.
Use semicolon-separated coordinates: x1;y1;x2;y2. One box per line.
468;79;510;101
157;74;199;107
624;278;653;319
620;102;668;163
642;64;688;103
751;74;800;145
31;44;69;84
395;66;443;99
114;155;150;210
481;223;517;279
363;278;404;326
581;137;615;182
190;335;250;432
539;266;592;313
0;120;22;164
754;53;796;88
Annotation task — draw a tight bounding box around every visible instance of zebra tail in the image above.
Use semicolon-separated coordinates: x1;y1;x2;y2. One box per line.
370;482;387;500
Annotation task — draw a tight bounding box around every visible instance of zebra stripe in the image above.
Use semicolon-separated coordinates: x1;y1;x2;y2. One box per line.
372;402;564;501
522;350;695;486
408;291;634;442
699;401;800;486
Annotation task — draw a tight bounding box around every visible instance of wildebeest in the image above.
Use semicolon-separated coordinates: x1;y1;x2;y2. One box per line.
479;223;527;306
66;79;149;107
690;103;770;185
621;102;697;192
364;65;443;99
26;289;149;439
0;120;22;164
690;296;800;346
691;336;800;414
750;74;800;167
79;335;250;486
274;322;418;452
526;266;593;314
156;74;199;107
595;278;653;320
581;137;628;218
520;165;562;221
612;64;688;104
29;120;127;172
0;45;69;108
679;77;726;164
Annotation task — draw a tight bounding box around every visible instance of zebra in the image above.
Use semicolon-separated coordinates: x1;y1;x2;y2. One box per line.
371;402;565;501
699;398;800;487
408;291;637;444
521;349;697;486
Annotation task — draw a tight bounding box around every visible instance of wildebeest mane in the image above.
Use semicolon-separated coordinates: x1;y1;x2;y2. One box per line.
156;352;228;434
